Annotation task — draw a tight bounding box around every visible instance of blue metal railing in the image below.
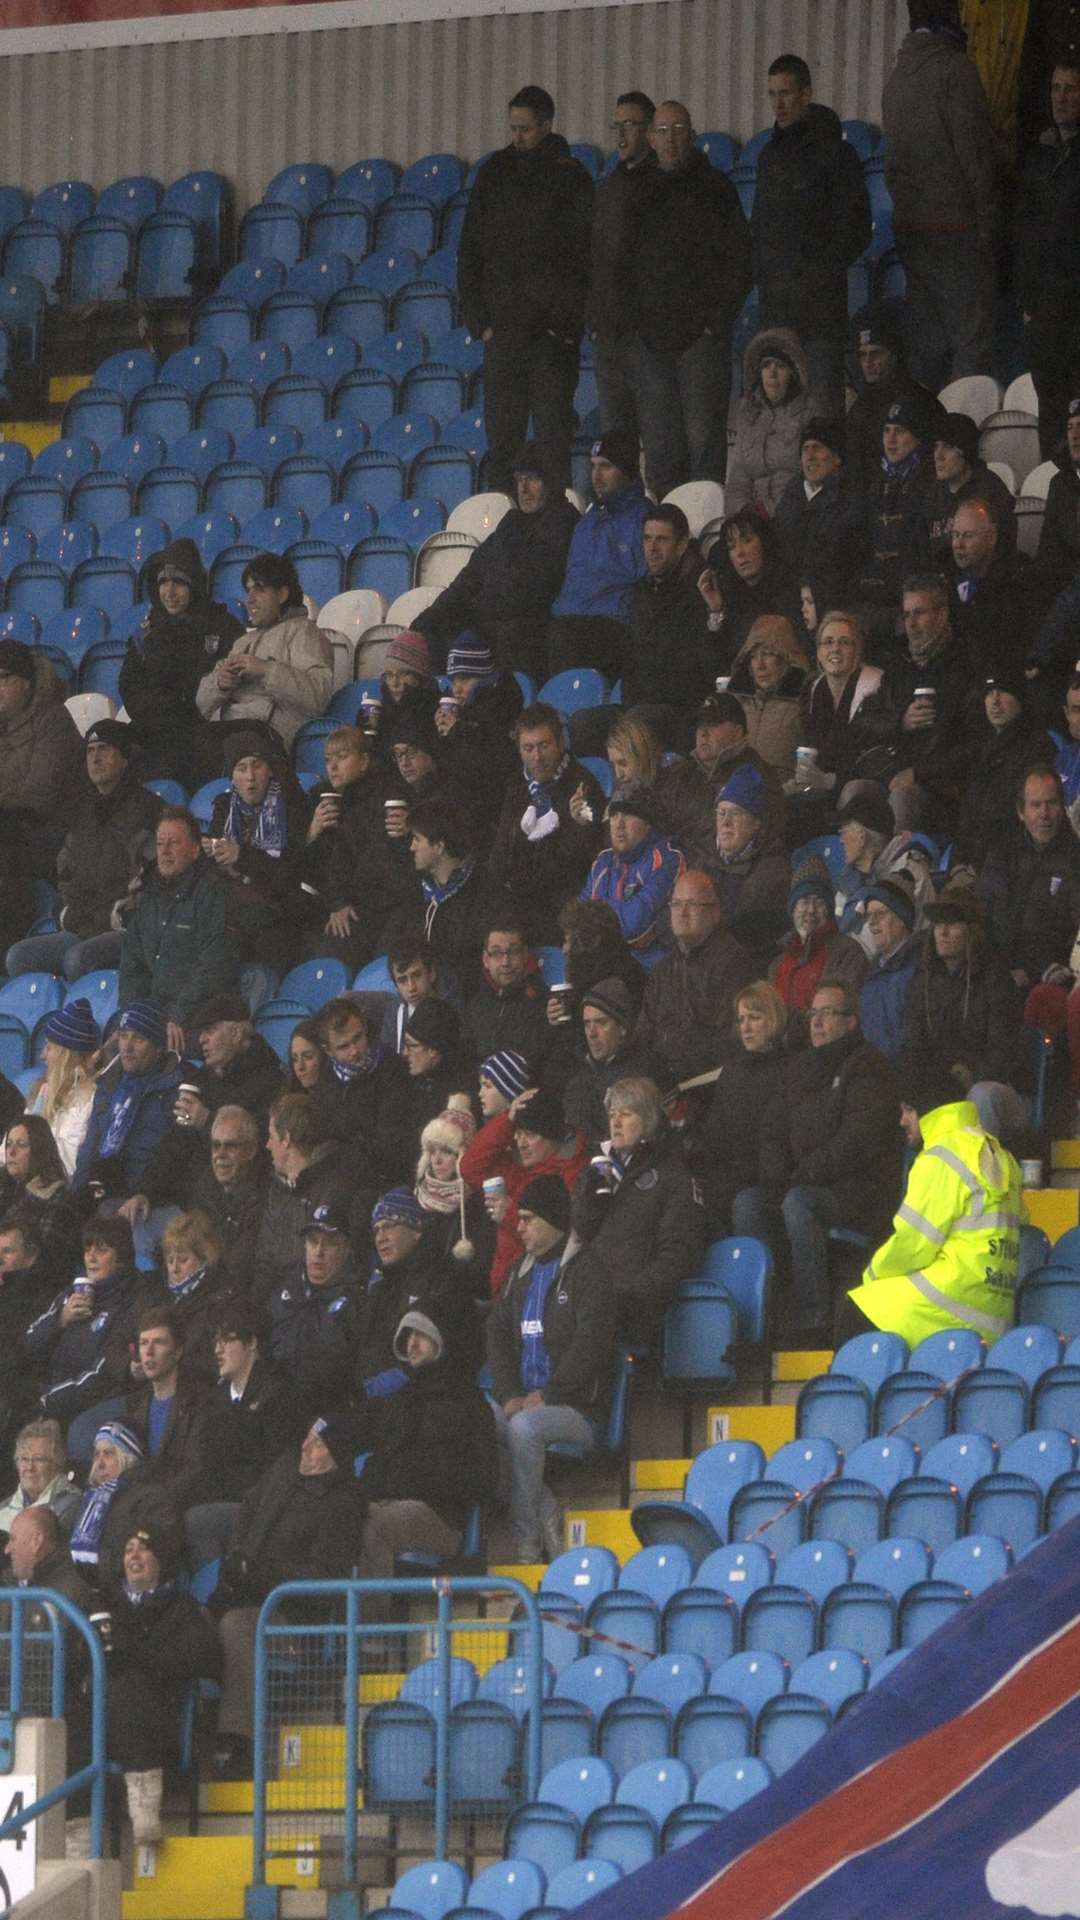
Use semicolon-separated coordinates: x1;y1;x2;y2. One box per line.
249;1575;543;1887
0;1590;108;1857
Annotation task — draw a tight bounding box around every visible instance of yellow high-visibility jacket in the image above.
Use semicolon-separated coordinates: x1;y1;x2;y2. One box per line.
850;1099;1021;1349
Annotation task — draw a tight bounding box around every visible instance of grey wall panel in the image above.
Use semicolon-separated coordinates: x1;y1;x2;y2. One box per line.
0;1;906;209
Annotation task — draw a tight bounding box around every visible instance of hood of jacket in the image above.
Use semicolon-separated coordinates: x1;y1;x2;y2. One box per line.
731;615;812;681
0;653;66;738
142;536;209;604
895;27;968;78
742;326;811;399
772;99;845;152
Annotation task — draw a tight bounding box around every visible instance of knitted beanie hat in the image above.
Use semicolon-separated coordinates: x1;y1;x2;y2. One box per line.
41;997;99;1056
480;1050;531;1102
383;630;434;681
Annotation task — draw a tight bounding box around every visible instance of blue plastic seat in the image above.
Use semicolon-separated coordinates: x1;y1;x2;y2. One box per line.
135;210;197;299
291;335;359;390
67;470;133;536
545;1860;621;1908
351;250;422;299
1045;1226;1080;1270
580;1803;656;1876
129;382;193;444
919;1431;998;1497
951;1368;1030;1450
401;361;467;425
209;545;260;607
191;295;254;358
325;283;388;349
0;1015;30;1077
286;538;344;606
423;245;460;293
1019;1268;1080;1338
304;419;369;474
583;1593;659;1677
372;412;440;463
790;1648;869;1714
694;1756;773;1813
632;1653;707;1719
898;1579;970;1648
254;996;319;1064
539;667;610;714
671;1696;752;1778
852;1536;933;1602
465;1860;545;1919
98;516;169;570
868;1647;912;1686
375;192;438;257
64;970;119;1030
693;1542;774;1611
241;506;307;554
620;1545;696;1612
0;611;40;645
173;512;241;568
476;1655;553;1723
502;1804;578;1885
0;439;31;496
136;465;200;528
98;174;162;229
278;958;350;1011
933;1534;1012;1595
79;640;127;701
33;530;98;590
725;1479;808;1565
631;1440;766;1566
555;1655;631;1718
446;1698;518;1809
346;535;413;601
0;274;44;368
0;972;63;1029
288;253;352;304
378;497;446;549
756;1693;832;1775
307;196;372;264
543;1547;619;1609
443;408;487;460
3;219;64;304
393;279;456;341
774;1539;852;1604
440;192;471;250
196;381;261;441
0;525;35;577
819;1581;896;1663
61;387;127;450
160;171;230;280
68;556;134;618
262;373;329;434
875;1369;951;1454
832;1331;910;1392
6;562;68;624
310;503;376;555
219;260;287;308
1031;1363;1080;1433
538;1755;614;1820
885;1477;963;1554
401;153;465;205
168;429;233;483
266;164;334;217
695;129;741;170
740;1585;817;1667
272;453;336;519
235;424;304;475
41;608;106;665
336;158;401;208
339;448;406;515
410;444;476;513
4;477;67;539
535;1696;592;1777
998;1426;1077;1492
332;367;398;432
391;1860;469;1919
991;1323;1063;1388
99;432;167;489
240;201;304;268
1045;1468;1080;1531
34;437;98;488
796;1374;872;1453
661;1588;738;1668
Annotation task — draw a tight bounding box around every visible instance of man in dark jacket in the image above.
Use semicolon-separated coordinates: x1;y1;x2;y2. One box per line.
403;796;509;1001
190;1106;266;1297
268;1204;361;1423
212;1418;365;1776
637;870;755;1084
589;90;657;436
205;731;312;989
736;977;903;1338
661;692;787;868
6;719;161;982
488;702;605;944
414;449;579;684
119;537;244;787
979;766;1080;990
626;100;752;498
311;996;403;1166
488;1173;615;1561
122;1304;213;1513
949;498;1039;675
707;763;792;966
73;1002;181;1203
774;419;869;615
462;914;551;1076
1013;60;1080;454
184;1298;307;1571
119;807;238;1054
854;573;974;830
546;435;651;681
957;671;1058;867
357;1188;478;1383
751;55;871;407
25;1215;141;1437
128;997;283;1214
1034;400;1080;600
457;84;593;494
616;505;718;747
845;306;946;491
254;1093;361;1301
902;884;1027;1147
918;412;1016;566
563;978;666;1145
352;1298;497;1582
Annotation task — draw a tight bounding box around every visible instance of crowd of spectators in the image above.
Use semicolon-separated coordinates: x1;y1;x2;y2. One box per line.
0;0;1078;1851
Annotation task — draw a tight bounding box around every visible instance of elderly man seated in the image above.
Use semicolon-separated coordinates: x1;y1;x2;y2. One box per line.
118;810;238;1055
637;869;755;1083
708;764;791;965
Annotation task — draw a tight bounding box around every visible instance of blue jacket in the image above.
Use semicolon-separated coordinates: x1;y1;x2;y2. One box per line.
551;481;648;623
73;1053;182;1196
859;934;922;1064
581;831;684;966
1052;730;1080;811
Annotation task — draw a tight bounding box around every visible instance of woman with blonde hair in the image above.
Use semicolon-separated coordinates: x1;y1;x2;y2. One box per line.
701;981;799;1231
606;711;665;792
26;999;101;1179
155;1209;226;1388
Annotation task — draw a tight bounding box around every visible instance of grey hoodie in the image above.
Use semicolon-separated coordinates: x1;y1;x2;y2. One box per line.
882;29;998;241
725;327;825;516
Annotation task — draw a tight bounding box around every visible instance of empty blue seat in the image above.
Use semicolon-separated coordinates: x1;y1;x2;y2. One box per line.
934;1534;1012;1595
235;424;303;475
673;1696;753;1777
375;192;438;256
951;1368;1030;1450
696;130;741;170
97;175;162;230
852;1536;933;1601
540;667;611;714
400;1654;477;1710
191;295;254;358
346;535;412;601
240;201;304;268
6;562;68;624
286;538;343;605
393;278;456;340
885;1477;962;1554
61;388;127;452
4;477;66;538
174;512;241;568
266;163;334;217
875;1369;951;1453
32;179;92;233
756;1693;832;1775
205;464;267;523
310;503;376;554
197;382;262;440
466;1860;545;1919
0;611;39;644
78;640;127;700
291;334;359;388
355;248;422;297
898;1579;970;1648
70;555;135;616
129;383;193;443
661;1588;738;1667
999;1426;1076;1492
694;1756;772;1813
401;153;465;205
136;210;198;299
832;1331;910;1392
273;454;337;518
242;506;307;554
790;1648;868;1714
0;274;44;368
693;1542;774;1610
339;448;406;515
168;429;233;482
0;526;35;576
336;158;401;208
262;374;329;434
796;1373;871;1453
538;1754;614;1820
556;1654;631;1719
137;466;201;528
378;497;446;548
632;1440;766;1566
410;443;476;513
391;1860;469;1919
332;367;398;432
1019;1268;1080;1337
1045;1468;1080;1531
0;440;31;495
219;260;287;309
401;360;466;425
98;515;169;570
98;432;167;489
307;196;372;265
36;526;100;578
919;1431;998;1498
3;219;64;304
209;545;260;606
1031;1363;1080;1433
325;283;389;349
231;340;293;394
372;412;440;463
543;1546;618;1609
774;1539;852;1604
991;1323;1063;1387
741;1585;817;1667
545;1860;621;1908
819;1581;896;1663
68;215;133;304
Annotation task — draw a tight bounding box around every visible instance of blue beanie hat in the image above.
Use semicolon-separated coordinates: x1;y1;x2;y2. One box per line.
42;997;99;1055
480;1050;530;1102
117;1000;167;1047
372;1187;425;1233
787;859;833;916
94;1419;144;1461
446;636;495;678
716;763;767;820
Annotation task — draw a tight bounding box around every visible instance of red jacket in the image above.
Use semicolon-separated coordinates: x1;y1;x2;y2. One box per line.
459;1109;589;1294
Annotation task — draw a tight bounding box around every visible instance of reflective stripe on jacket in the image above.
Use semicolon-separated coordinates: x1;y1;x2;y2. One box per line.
850;1099;1021;1349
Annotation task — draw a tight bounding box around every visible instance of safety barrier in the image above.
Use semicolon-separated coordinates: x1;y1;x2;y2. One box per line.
0;1588;109;1859
246;1575;542;1907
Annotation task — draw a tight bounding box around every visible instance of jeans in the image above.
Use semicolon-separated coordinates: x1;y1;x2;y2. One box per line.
492;1400;597;1559
732;1183;842;1328
592;333;638;437
6;929;121;983
893;227;995;389
483;329;578;495
629;328;731;500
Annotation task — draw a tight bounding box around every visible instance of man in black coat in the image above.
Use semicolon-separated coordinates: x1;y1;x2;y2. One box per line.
774;420;870;616
357;1188;479;1384
268;1204;362;1423
979;765;1080;991
190;1106;266;1298
487;702;605;945
735;977;903;1340
457;84;593;494
461;913;551;1076
853;573;975;830
311;996;404;1167
413;449;579;684
751;55;871;408
1013;59;1080;454
626;100;752;497
253;1094;364;1302
126;996;282;1212
589;90;657;436
185;1297;307;1572
845;307;946;492
563;978;666;1146
615;506;718;749
401;797;509;1002
637;869;755;1084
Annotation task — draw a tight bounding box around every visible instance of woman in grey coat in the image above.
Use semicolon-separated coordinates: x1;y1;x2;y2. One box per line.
725;328;824;517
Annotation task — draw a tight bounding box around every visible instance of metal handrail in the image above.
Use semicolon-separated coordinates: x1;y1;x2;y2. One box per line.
0;1589;108;1857
250;1575;543;1884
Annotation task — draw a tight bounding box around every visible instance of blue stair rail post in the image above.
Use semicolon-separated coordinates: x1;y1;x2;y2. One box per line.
0;1590;108;1858
246;1574;543;1918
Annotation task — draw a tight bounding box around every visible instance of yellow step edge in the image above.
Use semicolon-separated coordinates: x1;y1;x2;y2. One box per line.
634;1459;691;1491
129;1832;321;1895
774;1349;833;1381
4;421;58;456
490;1562;543;1589
565;1509;637;1559
1023;1189;1078;1239
706;1404;796;1450
1051;1140;1080;1171
125;1893;246;1920
48;373;91;402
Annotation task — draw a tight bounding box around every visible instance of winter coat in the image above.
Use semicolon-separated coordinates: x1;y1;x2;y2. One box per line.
751;106;872;340
133;1263;226;1392
320;768;419;953
729;631;811;784
770;922;869;1013
957;715;1059;866
488;755;606;945
27;1079;96;1183
702;1043;791;1224
207;775;313;966
0;1470;81;1541
462;972;551;1079
56;774;162;939
354;1348;497;1528
979;820;1080;981
620;543;721;717
725;330;824;516
26;1266;141;1424
1013;123;1080;321
659;744;787;872
859;933;923;1065
415;499;579;653
459;1109;589;1294
73;1052;182;1199
550;481;650;625
883;29;998;242
120;538;244;768
854;642;975;808
0;1175;82;1281
218;1453;365;1609
862;447;939;607
707;831;792;967
627;146;752;357
431;676;524;837
458;133;593;342
189;1164;268;1298
313;1050;405;1162
580;830;684;967
105;1584;222;1721
563;1034;668;1147
199;1358;308;1504
252;1142;364;1301
1029;569;1080;684
268;1263;362;1419
195;610;333;749
0;654;86;826
118;855;238;1030
902;937;1024;1091
919;465;1017;566
707;549;805;671
488;1233;616;1415
355;1240;479;1381
589;148;658;337
845;369;947;494
411;862;511;1001
637;923;757;1084
774;466;870;610
141;1034;283;1210
571;1132;706;1344
801;667;884;787
758;1027;903;1236
378;1055;475;1189
1034;464;1080;602
123;1380;215;1511
952;548;1040;675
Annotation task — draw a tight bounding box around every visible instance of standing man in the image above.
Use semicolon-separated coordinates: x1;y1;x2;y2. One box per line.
1013;60;1080;456
457;85;593;496
589;90;656;436
882;0;999;389
751;54;871;409
626;99;751;500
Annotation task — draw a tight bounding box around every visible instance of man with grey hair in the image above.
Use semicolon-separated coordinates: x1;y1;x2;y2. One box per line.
853;572;975;829
0;1418;79;1538
188;1105;266;1298
637;869;755;1082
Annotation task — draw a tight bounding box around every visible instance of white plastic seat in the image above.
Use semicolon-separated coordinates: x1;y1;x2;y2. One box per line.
1014;496;1045;559
446;490;512;542
937;375;1003;426
65;692;116;734
354;621;402;680
979;410;1041;492
985;459;1016;495
1003;371;1038;414
415;530;477;589
1023;460;1059;502
316;588;389;643
662;480;727;537
385;585;439;627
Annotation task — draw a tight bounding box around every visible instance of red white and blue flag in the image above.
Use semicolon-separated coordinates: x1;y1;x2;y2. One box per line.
578;1516;1080;1918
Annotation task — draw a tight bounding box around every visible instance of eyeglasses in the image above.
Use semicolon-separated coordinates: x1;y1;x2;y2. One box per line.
610;118;648;131
809;1005;849;1023
485;945;525;961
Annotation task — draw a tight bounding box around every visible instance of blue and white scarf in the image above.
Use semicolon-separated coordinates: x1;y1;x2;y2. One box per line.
70;1476;127;1565
422;855;477;932
521;753;570;842
330;1041;385;1084
879;446;924;485
223;779;287;854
